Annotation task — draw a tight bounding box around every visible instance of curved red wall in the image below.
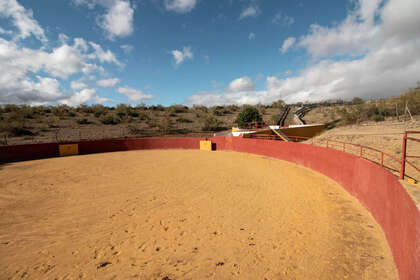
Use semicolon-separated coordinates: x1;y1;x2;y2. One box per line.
211;136;419;280
0;137;418;279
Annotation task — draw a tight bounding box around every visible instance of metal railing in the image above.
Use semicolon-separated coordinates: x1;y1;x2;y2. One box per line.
242;121;267;129
309;132;419;181
311;138;402;172
245;130;419;181
400;131;420;179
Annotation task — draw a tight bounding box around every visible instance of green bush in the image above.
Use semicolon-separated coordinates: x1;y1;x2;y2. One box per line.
212;106;232;116
77;118;90;125
92;105;107;118
201;115;225;131
3;104;19;113
158;115;172;134
100;114;121;125
128;124;142;134
371;114;385;122
168;105;189;114
77;105;93;114
9;126;35;137
52;105;70;117
127;110;139;118
351;97;364;105
271;100;285;109
176;117;193;123
149;105;165;111
235;106;262;128
192;105;208;113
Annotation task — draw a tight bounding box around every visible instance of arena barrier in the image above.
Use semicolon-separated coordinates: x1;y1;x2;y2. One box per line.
0;136;418;280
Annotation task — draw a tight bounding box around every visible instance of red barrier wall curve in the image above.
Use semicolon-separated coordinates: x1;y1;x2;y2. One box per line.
0;137;418;280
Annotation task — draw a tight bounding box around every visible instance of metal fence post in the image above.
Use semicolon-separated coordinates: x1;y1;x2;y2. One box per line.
359;146;363;157
400;131;407;179
380;152;384;167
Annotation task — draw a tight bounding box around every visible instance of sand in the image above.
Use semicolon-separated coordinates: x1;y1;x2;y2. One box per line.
0;150;398;280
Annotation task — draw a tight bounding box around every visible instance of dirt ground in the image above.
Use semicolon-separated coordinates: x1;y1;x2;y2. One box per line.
0;150;398;280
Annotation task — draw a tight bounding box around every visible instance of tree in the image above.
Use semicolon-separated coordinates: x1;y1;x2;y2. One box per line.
351;97;364;105
235;106;262;128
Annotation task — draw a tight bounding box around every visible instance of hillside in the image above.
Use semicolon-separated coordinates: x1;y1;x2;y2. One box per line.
0;89;419;148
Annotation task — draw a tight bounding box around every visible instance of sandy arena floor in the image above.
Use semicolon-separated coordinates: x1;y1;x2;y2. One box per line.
0;150;398;280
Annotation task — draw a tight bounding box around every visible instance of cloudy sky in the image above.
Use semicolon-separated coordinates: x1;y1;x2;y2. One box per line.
0;0;419;106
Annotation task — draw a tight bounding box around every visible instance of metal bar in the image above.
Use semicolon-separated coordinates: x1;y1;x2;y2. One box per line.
405;160;420;172
406;137;420;143
400;131;407;179
360;146;363;157
406;155;420;159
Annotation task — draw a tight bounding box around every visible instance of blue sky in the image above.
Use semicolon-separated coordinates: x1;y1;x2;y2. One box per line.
0;0;419;106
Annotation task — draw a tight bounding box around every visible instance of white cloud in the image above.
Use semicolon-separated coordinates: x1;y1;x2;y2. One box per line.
272;12;295;27
58;33;69;44
120;44;133;53
89;42;123;67
0;27;12;35
72;0;95;9
71;81;88;90
227;76;255;92
239;5;259;20
100;0;134;40
280;37;296;54
61;88;96;106
164;0;197;13
187;76;258;106
171;46;193;65
0;37;98;80
118;87;153;103
0;35;123;105
187;0;420;106
296;0;396;58
248;32;255;40
0;74;63;105
93;95;111;104
0;1;127;106
73;0;134;40
0;0;47;43
97;78;120;87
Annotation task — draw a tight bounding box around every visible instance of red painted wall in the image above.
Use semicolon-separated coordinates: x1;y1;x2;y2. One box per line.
0;136;418;279
0;142;58;162
211;136;419;280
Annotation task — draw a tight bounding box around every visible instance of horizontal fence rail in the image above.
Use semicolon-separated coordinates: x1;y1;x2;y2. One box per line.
247;130;419;181
308;133;419;182
243;131;420;180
